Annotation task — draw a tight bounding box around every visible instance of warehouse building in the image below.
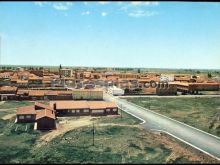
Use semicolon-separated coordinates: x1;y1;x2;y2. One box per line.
71;89;103;100
177;82;219;94
0;86;17;100
50;100;118;116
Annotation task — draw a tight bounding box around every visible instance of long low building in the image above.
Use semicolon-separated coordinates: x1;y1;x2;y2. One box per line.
71;89;103;100
0;86;17;100
15;89;103;100
177;82;219;94
50;100;118;116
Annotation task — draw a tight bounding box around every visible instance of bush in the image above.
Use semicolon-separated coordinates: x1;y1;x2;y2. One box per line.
104;147;112;152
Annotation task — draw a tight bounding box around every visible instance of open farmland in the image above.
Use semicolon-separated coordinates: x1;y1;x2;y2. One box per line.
0;101;219;163
125;97;220;137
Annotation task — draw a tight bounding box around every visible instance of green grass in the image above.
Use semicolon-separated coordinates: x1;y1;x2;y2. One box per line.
126;97;220;137
95;109;141;125
29;126;173;164
0;118;41;163
0;101;34;109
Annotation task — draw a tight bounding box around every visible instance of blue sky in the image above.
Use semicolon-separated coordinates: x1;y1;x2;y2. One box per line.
0;1;220;69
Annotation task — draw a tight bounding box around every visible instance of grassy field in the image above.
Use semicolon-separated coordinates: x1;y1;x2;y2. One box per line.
200;91;220;95
0;101;219;164
0;101;34;109
126;97;220;137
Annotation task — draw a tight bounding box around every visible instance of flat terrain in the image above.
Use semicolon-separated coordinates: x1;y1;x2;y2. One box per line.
0;101;219;163
125;97;220;137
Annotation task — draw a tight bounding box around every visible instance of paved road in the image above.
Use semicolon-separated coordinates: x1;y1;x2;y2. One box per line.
104;94;220;161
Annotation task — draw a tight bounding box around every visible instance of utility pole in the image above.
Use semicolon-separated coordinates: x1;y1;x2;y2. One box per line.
92;122;95;146
121;104;123;119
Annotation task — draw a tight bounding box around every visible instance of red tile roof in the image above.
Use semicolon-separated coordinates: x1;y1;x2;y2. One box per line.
17;80;28;84
0;86;17;91
53;101;89;109
35;102;52;110
88;101;107;109
45;91;58;96
28;90;45;96
17;105;36;115
36;109;55;120
17;90;29;95
51;101;118;110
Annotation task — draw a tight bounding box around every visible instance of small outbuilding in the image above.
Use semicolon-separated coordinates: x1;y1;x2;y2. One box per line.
36;109;56;130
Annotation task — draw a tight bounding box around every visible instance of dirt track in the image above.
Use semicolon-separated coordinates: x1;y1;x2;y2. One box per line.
0;101;5;105
2;113;16;120
35;117;93;148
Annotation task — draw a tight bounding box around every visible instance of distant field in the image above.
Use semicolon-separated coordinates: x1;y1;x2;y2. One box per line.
0;101;34;109
126;97;220;137
200;91;220;95
0;101;219;163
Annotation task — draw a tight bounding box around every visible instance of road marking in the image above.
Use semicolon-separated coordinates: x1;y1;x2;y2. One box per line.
150;128;220;161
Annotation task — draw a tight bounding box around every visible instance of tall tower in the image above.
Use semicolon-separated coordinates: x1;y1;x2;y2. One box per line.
59;64;62;78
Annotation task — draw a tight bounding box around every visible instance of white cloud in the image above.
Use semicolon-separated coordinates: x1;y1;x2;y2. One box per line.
34;2;47;7
130;1;159;6
98;2;110;5
101;12;107;17
128;10;158;18
81;11;91;15
66;2;73;5
53;2;73;11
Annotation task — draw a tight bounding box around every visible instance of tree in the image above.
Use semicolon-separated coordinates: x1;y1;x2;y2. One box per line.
196;70;200;74
137;68;141;74
208;72;212;78
59;64;62;69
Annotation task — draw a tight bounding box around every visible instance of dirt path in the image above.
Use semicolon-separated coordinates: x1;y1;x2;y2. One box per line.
35;117;93;148
97;123;140;128
2;113;16;120
0;101;5;106
0;108;16;112
35;118;140;149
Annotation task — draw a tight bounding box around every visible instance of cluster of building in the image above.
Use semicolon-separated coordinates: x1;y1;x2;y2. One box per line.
16;101;118;130
0;66;219;100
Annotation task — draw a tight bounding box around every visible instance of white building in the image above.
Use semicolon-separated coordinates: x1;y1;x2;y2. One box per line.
108;86;124;96
160;74;174;82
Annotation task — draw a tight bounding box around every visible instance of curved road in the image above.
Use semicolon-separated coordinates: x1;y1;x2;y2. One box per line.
104;94;220;161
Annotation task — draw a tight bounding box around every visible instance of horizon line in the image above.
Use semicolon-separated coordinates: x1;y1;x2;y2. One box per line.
0;64;220;71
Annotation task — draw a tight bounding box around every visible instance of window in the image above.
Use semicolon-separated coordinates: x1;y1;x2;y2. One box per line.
106;109;111;112
113;108;117;112
76;110;80;113
26;115;31;119
84;109;89;113
72;110;75;113
92;110;104;113
19;115;24;119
